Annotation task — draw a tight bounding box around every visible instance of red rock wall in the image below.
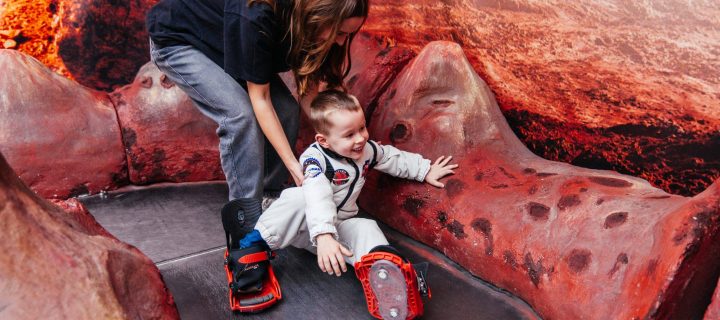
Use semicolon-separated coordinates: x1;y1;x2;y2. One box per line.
707;279;720;320
360;41;720;319
362;0;720;196
0;0;159;90
2;0;718;196
0;152;178;319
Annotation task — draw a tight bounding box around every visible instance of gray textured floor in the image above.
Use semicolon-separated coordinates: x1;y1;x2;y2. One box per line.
81;182;539;319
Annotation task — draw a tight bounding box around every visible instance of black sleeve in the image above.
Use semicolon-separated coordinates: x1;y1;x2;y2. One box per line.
223;12;276;84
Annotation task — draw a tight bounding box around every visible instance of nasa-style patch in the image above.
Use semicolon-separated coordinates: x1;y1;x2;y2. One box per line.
332;169;350;185
302;157;323;178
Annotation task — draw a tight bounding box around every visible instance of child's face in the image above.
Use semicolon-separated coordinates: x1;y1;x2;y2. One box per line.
317;109;369;160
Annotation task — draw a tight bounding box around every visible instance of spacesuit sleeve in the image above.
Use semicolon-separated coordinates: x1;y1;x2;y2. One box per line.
371;141;431;182
299;147;339;245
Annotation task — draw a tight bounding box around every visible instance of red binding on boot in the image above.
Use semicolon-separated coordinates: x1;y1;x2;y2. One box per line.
223;249;282;312
355;251;430;319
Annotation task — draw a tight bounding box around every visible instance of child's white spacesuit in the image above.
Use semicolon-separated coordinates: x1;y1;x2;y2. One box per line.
223;140;434;318
255;140;431;263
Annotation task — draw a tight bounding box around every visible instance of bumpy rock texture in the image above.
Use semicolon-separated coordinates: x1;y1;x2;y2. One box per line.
707;279;720;320
0;0;157;90
362;0;720;196
0;49;127;199
56;0;156;90
0;152;178;319
112;62;223;185
2;0;718;195
360;42;720;320
288;33;416;151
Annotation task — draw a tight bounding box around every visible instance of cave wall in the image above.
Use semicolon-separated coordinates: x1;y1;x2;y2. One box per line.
1;0;717;195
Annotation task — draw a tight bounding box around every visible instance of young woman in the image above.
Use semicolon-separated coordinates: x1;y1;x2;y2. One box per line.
146;0;368;232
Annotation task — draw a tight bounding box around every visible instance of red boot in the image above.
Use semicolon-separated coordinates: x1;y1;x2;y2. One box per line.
355;245;431;319
223;243;282;312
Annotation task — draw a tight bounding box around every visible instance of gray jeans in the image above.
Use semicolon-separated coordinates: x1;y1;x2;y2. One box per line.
149;39;299;200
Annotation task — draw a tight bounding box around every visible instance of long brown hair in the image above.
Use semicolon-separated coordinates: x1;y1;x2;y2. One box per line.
249;0;369;96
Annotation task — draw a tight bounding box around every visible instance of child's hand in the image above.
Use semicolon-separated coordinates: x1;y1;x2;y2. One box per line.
316;234;353;276
425;155;458;188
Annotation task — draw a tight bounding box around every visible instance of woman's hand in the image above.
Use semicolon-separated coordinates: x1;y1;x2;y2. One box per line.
287;160;304;186
425;155;458;188
316;233;353;276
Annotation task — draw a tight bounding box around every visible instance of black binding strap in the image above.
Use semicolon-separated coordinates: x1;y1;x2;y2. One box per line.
367;140;379;170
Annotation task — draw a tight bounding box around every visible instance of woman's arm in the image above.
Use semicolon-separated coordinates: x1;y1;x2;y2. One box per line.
247;81;304;186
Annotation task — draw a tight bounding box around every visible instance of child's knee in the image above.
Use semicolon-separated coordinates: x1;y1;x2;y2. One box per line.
278;187;305;206
355;218;383;235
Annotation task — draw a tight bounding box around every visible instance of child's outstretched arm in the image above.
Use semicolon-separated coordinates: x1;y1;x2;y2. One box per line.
424;155;459;188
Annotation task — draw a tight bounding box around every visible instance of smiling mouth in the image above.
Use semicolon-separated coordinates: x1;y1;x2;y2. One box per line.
352;146;364;152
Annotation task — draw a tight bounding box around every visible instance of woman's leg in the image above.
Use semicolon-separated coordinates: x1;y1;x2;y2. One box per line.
149;40;264;201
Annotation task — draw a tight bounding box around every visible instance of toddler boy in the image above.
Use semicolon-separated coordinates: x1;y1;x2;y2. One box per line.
222;89;457;319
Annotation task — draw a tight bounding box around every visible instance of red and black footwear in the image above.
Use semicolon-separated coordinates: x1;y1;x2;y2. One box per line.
223;243;282;312
221;199;281;312
355;245;431;319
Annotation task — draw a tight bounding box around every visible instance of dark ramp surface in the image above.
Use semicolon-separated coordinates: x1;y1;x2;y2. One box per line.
81;183;539;319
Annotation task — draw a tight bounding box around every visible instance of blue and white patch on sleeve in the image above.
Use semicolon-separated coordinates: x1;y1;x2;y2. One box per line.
302;157;323;178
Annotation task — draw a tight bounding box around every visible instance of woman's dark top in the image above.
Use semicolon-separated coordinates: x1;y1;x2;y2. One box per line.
146;0;292;84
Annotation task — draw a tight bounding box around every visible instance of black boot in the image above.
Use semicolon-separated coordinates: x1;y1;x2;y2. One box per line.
221;198;262;249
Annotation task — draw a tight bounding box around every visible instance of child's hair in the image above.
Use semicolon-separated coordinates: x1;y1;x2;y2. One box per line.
310;89;362;134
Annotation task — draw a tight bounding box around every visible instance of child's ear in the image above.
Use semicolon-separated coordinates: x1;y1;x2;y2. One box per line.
315;133;330;148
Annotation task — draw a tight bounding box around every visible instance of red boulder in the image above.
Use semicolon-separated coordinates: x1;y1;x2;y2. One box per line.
360;41;720;320
0;49;127;199
112;62;224;185
56;0;159;90
0;151;178;319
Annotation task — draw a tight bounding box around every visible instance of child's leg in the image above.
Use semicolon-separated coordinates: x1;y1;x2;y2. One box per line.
343;218;429;319
336;218;389;265
222;187;309;312
254;187;310;250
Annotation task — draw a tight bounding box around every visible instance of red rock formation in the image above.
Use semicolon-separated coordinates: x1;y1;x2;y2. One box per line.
3;0;718;195
289;32;416;151
707;279;720;320
57;0;158;90
362;0;720;196
0;0;159;90
0;49;127;199
345;33;415;121
0;151;178;319
360;41;720;319
111;62;224;185
49;197;114;238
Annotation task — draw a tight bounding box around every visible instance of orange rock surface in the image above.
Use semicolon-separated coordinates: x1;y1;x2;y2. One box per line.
0;0;158;90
